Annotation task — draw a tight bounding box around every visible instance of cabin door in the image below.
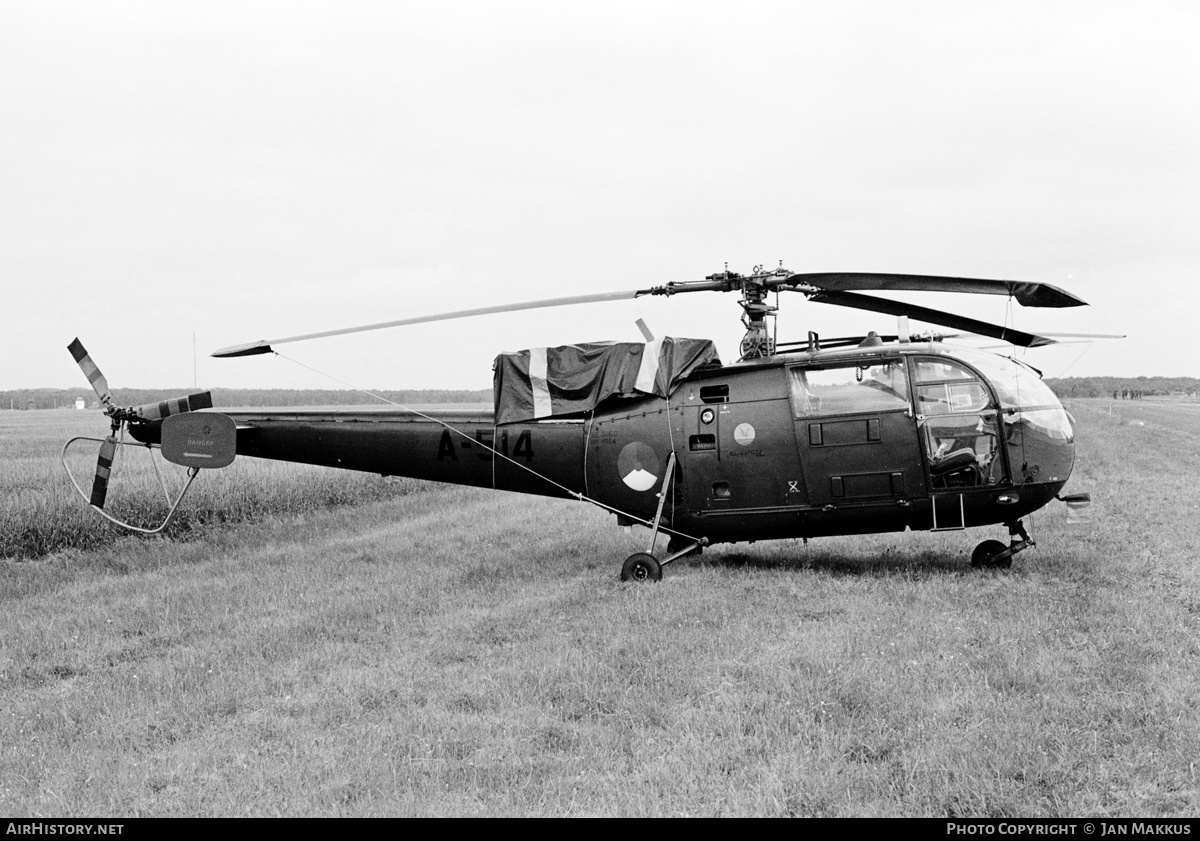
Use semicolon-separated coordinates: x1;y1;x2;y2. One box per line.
789;360;927;509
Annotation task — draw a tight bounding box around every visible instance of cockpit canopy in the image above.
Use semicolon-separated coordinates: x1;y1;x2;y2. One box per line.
784;344;1073;491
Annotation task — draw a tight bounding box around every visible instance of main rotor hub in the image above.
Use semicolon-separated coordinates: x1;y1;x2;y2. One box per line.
712;264;790;360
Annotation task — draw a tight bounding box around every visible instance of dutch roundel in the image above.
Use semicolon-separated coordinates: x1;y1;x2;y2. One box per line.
617;442;659;492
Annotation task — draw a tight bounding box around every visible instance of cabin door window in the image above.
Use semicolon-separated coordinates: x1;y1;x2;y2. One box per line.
913;358;1006;489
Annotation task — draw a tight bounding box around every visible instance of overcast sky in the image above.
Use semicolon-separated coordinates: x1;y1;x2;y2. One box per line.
3;1;1197;395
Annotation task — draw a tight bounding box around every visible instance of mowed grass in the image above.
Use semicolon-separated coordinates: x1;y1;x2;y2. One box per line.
2;400;1199;816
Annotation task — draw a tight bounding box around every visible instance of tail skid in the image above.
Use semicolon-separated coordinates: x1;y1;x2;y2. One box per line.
62;435;202;534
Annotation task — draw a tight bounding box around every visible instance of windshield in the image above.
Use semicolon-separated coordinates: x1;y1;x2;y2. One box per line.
944;347;1073;441
945;347;1061;410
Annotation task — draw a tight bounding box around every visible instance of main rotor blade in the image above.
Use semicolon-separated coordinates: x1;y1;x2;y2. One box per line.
1031;331;1125;339
802;290;1056;348
784;273;1087;308
67;338;113;408
971;331;1126;349
91;436;117;509
211;290;644;358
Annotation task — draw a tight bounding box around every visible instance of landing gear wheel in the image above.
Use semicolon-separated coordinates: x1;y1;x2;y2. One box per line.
971;539;1011;569
621;552;662;583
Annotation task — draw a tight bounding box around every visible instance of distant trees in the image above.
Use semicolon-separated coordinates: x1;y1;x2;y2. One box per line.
1044;377;1200;400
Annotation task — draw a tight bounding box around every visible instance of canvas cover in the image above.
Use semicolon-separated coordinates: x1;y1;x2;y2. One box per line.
493;337;721;424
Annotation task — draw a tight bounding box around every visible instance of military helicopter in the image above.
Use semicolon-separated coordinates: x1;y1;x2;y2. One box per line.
65;265;1099;581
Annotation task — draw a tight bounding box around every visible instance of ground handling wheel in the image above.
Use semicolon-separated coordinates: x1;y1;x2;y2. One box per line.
971;539;1012;569
621;552;662;583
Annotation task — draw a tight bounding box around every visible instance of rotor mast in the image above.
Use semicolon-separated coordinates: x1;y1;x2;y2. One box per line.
734;264;788;360
640;263;791;361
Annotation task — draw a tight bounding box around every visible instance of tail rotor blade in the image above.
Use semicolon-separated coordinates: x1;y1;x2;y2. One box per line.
67;338;113;408
129;391;213;421
91;436;117;509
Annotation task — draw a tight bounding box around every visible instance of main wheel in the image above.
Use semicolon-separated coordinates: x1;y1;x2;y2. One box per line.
621;552;662;582
971;539;1011;569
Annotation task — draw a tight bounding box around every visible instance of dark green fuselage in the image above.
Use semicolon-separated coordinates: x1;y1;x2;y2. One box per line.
133;343;1074;546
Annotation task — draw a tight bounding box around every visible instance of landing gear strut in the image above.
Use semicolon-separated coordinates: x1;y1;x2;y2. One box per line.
620;452;706;583
971;520;1034;569
667;534;702;559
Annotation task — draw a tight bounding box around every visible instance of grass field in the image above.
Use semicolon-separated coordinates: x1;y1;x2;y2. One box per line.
2;401;1199;816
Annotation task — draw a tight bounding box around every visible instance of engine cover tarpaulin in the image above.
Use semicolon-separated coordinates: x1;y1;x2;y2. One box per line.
493;337;720;424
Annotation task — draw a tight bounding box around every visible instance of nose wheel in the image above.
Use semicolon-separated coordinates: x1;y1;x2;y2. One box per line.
971;520;1034;569
971;539;1012;569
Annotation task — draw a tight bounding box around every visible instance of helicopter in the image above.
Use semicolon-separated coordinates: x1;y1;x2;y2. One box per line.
64;265;1099;582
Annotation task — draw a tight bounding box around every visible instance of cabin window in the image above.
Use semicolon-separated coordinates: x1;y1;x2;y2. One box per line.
789;361;910;418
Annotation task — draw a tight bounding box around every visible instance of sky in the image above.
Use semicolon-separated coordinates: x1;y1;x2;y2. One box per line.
3;0;1198;395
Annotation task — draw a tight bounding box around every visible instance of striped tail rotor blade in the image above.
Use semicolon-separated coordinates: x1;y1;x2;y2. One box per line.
90;436;117;509
129;391;213;421
67;338;113;408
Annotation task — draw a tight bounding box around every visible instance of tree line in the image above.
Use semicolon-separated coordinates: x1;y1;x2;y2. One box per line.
1044;376;1200;399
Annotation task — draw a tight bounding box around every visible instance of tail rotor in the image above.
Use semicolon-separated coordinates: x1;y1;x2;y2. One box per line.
68;337;212;430
65;338;227;524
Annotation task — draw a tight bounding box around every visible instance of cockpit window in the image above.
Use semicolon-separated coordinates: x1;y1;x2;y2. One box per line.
946;348;1061;410
925;348;1073;448
912;355;993;416
913;359;976;383
917;381;992;415
790;361;910;417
